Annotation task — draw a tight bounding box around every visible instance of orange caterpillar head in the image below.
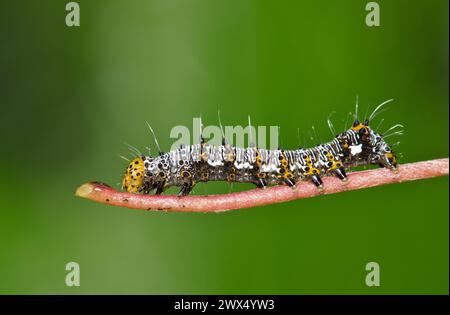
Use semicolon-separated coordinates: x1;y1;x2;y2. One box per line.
122;157;145;193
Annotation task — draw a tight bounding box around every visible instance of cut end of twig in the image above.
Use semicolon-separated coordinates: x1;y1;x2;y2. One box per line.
75;158;448;213
75;183;94;198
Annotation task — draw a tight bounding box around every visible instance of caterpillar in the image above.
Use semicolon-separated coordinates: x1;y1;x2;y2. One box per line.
122;100;400;196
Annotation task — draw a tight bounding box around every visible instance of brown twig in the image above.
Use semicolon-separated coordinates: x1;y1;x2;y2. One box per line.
75;158;448;213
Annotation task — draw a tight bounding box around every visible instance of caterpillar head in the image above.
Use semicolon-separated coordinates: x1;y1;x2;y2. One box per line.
351;119;398;171
370;132;398;171
122;157;145;193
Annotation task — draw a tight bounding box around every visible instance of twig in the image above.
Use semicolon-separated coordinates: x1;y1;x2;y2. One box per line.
75;158;448;213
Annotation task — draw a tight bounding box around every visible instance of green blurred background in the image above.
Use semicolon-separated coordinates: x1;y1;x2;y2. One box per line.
0;0;448;294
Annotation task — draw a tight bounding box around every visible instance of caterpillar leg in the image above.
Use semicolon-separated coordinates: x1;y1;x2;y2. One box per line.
154;181;166;195
378;153;398;172
139;181;155;194
284;178;296;188
179;182;195;196
310;174;323;189
177;169;196;196
323;151;347;182
254;178;267;189
333;167;348;181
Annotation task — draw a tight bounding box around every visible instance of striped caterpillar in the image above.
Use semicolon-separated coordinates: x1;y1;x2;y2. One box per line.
122;100;400;196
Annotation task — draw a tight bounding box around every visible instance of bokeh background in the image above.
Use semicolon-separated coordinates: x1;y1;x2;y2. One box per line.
0;0;448;294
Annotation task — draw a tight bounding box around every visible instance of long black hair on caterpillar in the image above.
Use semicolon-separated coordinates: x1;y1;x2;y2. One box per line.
122;100;400;196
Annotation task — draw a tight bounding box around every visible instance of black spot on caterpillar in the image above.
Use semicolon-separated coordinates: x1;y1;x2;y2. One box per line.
122;100;400;196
